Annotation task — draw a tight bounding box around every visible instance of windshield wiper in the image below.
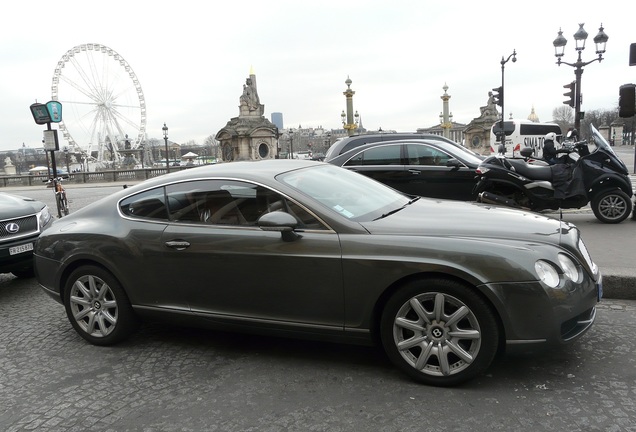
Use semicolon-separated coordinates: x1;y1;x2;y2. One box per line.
374;197;420;220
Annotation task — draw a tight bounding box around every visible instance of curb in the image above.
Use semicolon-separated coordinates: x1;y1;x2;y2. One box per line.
601;275;636;301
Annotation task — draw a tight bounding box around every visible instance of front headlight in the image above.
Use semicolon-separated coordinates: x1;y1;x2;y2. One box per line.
558;253;582;283
38;206;52;228
535;260;560;288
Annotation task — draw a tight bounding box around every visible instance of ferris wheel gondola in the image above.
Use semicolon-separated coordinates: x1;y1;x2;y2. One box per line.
51;43;146;164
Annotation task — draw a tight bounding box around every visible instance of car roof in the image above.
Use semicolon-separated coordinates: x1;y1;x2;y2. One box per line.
327;138;484;167
325;133;460;161
122;159;323;194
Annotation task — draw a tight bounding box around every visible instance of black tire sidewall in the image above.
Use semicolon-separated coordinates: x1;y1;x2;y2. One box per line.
380;278;499;386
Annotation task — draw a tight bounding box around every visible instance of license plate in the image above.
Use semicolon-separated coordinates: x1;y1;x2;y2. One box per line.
9;243;33;255
597;275;603;301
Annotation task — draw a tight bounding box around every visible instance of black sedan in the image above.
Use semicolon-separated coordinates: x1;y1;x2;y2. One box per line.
326;139;484;201
35;160;600;386
1;192;53;277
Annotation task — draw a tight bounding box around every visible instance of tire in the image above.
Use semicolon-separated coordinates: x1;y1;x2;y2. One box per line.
591;189;632;224
56;193;69;216
63;265;138;346
11;268;35;278
61;194;69;216
380;278;499;386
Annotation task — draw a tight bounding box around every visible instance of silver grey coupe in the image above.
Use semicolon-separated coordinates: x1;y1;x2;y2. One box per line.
35;160;601;386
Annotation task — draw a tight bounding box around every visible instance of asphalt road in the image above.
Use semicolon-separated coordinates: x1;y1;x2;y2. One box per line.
1;168;636;431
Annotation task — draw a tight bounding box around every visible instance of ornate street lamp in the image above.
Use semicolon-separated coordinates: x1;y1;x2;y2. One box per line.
162;122;170;173
341;76;360;136
288;128;294;159
553;23;608;130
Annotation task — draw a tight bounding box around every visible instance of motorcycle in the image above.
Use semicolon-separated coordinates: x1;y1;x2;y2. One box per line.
474;125;634;224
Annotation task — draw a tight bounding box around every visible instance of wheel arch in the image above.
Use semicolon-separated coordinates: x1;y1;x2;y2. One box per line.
588;175;633;197
57;257;128;303
369;272;506;351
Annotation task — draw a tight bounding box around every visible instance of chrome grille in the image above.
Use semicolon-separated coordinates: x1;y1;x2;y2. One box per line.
0;215;38;240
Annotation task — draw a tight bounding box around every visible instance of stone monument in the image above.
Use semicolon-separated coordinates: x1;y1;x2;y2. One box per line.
3;156;16;175
216;69;279;161
463;91;501;155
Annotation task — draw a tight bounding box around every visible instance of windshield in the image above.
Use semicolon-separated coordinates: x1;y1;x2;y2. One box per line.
277;164;410;222
590;124;618;157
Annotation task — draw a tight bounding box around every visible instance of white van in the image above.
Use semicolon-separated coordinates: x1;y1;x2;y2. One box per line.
490;119;562;158
292;150;313;160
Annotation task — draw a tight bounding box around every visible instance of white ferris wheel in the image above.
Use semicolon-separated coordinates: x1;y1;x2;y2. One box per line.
51;43;146;163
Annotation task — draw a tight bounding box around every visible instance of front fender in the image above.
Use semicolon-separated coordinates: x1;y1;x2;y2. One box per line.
589;174;633;197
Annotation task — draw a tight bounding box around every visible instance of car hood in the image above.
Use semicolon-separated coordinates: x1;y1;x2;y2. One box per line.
0;193;44;219
359;198;568;245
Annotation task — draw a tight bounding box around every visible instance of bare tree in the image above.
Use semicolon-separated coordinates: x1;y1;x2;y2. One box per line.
552;106;574;134
204;135;220;160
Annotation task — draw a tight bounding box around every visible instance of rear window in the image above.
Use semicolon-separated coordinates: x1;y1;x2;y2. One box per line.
120;188;168;220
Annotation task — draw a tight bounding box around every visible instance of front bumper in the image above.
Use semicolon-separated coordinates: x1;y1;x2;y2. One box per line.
0;237;38;274
484;270;600;353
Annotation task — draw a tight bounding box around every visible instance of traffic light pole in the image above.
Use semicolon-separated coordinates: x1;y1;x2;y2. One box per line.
557;51;602;132
574;67;583;130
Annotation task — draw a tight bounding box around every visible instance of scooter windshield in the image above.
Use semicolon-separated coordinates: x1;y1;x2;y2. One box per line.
590;125;615;155
590;124;628;171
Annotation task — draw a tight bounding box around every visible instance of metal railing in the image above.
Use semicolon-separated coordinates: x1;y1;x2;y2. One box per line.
0;166;190;188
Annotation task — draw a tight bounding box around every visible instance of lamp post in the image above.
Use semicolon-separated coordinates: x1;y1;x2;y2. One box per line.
162;122;170;173
288;128;294;159
495;50;516;152
341;76;359;136
63;147;70;173
553;23;608;131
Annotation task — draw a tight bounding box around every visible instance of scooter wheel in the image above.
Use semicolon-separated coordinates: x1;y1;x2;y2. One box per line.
591;189;632;224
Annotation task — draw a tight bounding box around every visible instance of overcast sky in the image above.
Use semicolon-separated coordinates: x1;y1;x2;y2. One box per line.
1;0;634;152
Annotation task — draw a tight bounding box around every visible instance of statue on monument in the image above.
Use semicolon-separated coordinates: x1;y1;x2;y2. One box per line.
479;91;499;118
240;77;260;112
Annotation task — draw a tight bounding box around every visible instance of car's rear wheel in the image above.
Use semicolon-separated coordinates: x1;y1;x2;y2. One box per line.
591;188;632;224
63;265;138;345
380;278;499;386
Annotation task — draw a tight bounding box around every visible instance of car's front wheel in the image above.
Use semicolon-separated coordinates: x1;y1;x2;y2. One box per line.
63;265;138;345
380;278;499;386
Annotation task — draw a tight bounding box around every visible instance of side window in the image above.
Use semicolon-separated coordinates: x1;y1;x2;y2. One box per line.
406;144;452;166
120;188;168;220
164;180;326;229
344;144;402;166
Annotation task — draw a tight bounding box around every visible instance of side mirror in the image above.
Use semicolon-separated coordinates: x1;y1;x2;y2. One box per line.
258;211;300;242
446;158;462;168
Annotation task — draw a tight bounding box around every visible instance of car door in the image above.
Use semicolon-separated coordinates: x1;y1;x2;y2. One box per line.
159;179;345;329
342;143;407;191
403;143;477;200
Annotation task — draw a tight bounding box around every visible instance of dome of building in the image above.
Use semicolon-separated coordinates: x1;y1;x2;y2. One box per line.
527;106;540;123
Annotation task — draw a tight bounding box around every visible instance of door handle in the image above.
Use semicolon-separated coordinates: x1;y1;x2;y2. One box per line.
165;240;191;250
408;169;421;175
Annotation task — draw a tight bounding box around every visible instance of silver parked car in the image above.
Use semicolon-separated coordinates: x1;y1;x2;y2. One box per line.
35;160;601;386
